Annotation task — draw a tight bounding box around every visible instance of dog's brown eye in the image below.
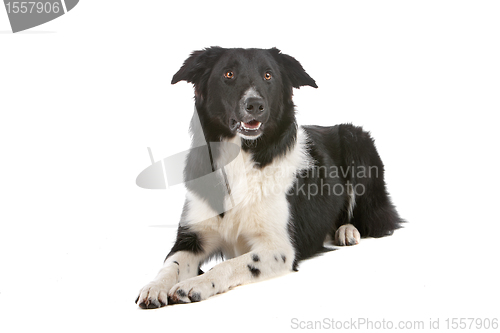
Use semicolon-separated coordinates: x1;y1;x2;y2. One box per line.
224;71;234;79
264;72;272;80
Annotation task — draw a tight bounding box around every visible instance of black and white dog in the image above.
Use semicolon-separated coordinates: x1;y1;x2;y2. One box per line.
136;47;403;308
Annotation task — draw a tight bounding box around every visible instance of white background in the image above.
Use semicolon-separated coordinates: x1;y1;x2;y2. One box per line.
1;1;499;332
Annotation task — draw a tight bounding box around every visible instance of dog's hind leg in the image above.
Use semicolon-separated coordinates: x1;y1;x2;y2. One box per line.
333;182;361;246
336;124;403;239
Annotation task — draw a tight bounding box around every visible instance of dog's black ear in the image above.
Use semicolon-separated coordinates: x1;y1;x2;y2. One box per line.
171;47;225;85
269;48;318;89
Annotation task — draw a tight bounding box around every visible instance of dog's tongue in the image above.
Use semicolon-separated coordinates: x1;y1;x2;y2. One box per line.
243;120;260;129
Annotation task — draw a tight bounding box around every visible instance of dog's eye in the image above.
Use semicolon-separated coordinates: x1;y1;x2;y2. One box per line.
264;72;272;80
224;71;234;79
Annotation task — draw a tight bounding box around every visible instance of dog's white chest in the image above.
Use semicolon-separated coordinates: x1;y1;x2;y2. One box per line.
185;128;311;248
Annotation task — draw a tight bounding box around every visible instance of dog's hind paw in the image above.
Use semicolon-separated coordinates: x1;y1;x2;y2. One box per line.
334;224;360;246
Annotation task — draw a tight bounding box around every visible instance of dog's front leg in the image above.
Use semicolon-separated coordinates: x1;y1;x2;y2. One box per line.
135;251;203;308
136;224;219;309
168;241;295;304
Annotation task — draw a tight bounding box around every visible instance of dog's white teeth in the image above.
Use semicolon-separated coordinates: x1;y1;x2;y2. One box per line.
242;122;262;131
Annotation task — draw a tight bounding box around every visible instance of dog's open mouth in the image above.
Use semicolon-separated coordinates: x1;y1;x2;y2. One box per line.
231;119;263;138
241;120;262;131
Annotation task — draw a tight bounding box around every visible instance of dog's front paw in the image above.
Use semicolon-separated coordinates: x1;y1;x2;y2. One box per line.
136;281;170;309
335;224;361;246
168;276;216;304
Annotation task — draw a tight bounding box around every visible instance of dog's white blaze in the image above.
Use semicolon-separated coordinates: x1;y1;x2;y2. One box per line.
242;87;261;99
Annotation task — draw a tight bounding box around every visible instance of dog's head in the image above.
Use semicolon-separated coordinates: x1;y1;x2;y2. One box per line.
172;47;317;141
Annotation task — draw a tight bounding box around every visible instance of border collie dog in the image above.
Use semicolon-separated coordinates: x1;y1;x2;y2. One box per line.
136;47;403;308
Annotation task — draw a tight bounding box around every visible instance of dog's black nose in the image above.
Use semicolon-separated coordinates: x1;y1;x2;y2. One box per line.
245;97;266;114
